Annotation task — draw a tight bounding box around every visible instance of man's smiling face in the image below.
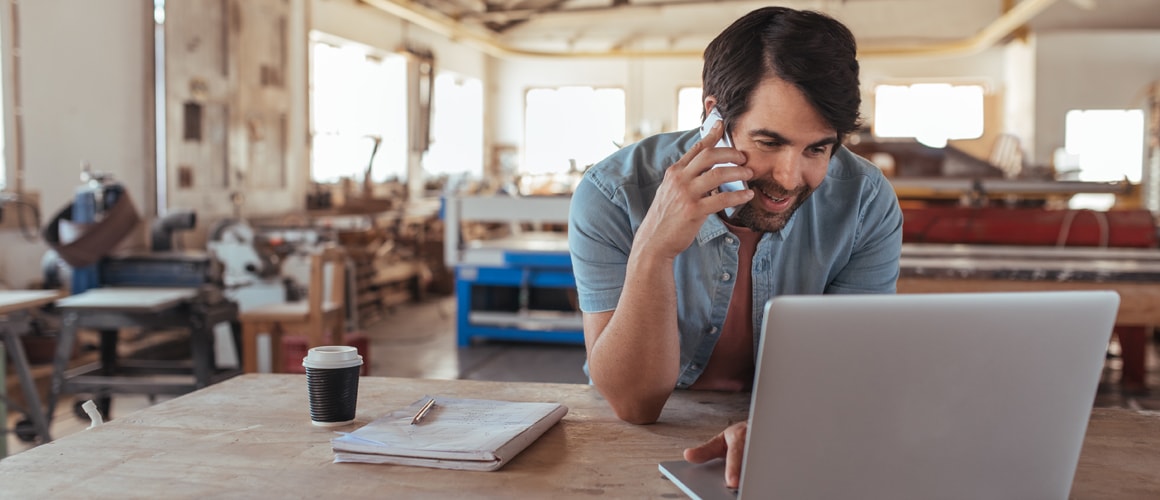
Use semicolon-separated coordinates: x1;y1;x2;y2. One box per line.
713;77;837;232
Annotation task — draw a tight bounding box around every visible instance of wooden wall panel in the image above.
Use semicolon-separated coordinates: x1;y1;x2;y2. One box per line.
230;0;290;191
164;0;294;219
166;0;230;193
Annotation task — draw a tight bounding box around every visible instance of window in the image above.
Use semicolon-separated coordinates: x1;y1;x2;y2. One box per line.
1060;109;1145;210
1062;109;1144;182
0;14;5;191
676;87;703;132
309;36;407;183
523;87;625;175
0;87;5;189
422;72;483;180
873;83;984;148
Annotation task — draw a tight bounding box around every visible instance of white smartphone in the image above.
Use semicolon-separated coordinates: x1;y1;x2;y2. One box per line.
699;107;747;218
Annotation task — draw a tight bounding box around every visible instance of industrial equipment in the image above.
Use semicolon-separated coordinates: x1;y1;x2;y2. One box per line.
30;169;242;440
443;194;580;346
850;137;1160;394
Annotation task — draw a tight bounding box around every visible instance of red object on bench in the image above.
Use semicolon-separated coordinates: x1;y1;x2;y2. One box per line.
281;332;370;375
901;207;1158;248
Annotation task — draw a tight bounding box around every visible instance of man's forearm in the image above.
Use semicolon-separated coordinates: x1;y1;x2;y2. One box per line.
587;250;681;424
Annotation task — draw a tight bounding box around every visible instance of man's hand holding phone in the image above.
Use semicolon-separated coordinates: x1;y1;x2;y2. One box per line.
699;108;748;219
630;111;752;263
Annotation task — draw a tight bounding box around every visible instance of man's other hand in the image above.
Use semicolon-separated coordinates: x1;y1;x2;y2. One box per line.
682;421;748;489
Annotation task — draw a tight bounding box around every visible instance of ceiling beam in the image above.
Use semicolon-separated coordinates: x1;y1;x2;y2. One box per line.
861;0;1057;57
461;0;756;24
361;0;1061;59
486;0;572;33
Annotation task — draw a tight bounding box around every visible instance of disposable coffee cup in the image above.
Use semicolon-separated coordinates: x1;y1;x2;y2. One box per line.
303;345;363;427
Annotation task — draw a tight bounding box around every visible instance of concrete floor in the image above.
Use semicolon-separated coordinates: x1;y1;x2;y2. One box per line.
6;294;1159;456
364;295;589;384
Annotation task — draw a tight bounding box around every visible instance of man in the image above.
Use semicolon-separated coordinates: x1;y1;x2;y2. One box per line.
567;6;902;488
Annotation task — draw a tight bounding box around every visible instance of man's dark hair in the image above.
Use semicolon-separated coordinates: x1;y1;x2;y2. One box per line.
702;7;862;140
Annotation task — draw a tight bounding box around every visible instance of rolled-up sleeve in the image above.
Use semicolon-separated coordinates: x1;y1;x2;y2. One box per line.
825;173;903;294
568;175;634;313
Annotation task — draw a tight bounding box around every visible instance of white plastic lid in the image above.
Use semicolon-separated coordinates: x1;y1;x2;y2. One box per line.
302;345;363;369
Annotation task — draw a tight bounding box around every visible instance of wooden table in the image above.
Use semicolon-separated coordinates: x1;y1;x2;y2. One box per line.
0;290;63;444
1;374;1157;498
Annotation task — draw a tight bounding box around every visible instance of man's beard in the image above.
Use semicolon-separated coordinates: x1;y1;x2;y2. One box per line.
731;179;815;232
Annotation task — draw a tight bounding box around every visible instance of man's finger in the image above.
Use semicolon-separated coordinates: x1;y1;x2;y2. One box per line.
701;117;726;145
698;189;753;218
692;164;752;196
676;120;737;175
682;432;727;464
722;423;748;489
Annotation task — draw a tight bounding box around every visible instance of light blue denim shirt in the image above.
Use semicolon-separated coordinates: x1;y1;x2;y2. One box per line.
568;129;903;388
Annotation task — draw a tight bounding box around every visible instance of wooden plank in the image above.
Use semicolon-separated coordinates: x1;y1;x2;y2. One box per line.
373;262;419;285
380;289;411;307
901;243;1160;262
0;290;61;315
357;290;380;306
55;288;197;311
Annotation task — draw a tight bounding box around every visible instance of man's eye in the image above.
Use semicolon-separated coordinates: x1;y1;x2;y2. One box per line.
807;146;829;156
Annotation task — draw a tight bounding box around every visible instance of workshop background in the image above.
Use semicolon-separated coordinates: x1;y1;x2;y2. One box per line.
3;0;1160;453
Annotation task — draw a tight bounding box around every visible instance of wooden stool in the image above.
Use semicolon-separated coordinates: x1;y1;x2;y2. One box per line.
240;245;348;373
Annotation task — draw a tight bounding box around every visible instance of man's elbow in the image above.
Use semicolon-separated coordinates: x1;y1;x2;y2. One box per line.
605;392;669;424
588;363;677;424
612;405;662;425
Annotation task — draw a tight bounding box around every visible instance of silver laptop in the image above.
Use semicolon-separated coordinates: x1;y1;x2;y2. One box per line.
660;290;1120;500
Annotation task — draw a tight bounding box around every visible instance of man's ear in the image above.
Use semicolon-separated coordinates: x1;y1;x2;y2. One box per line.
703;96;719;121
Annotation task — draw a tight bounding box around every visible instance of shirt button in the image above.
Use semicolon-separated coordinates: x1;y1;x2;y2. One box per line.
725;237;735;245
721;273;732;281
709;326;718;335
691;364;701;370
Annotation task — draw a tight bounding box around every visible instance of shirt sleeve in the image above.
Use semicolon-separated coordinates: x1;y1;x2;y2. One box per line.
825;174;903;294
568;175;635;312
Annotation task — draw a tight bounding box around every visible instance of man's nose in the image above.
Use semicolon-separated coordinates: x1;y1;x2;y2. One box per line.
766;150;803;190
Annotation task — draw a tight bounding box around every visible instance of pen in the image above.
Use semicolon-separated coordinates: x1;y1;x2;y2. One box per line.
410;398;436;425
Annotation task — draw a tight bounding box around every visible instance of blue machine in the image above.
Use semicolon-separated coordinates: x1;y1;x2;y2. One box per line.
42;169;214;293
443;195;582;347
68;174;125;294
455;248;582;346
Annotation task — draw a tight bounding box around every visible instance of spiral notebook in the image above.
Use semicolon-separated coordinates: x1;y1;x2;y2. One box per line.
332;395;568;471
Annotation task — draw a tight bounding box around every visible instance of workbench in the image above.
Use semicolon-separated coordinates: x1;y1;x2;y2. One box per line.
45;287;241;429
0;290;63;445
1;374;1157;497
444;196;581;346
898;243;1160;390
443;194;1160;354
